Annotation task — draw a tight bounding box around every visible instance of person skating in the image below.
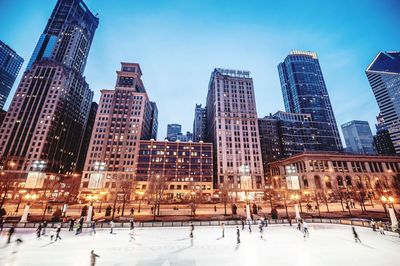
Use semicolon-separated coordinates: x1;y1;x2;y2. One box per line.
297;219;302;231
378;222;385;235
0;217;4;231
76;217;84;235
42;220;47;235
68;219;74;231
7;224;15;244
303;221;309;237
259;219;264;238
50;228;55;241
55;224;62;241
91;221;96;235
221;222;225;238
241;218;245;230
36;223;43;238
110;220;115;234
236;226;241;244
130;207;134;216
190;222;194;238
130;218;134;230
352;226;361;243
248;219;252;233
90;250;100;266
371;219;376;231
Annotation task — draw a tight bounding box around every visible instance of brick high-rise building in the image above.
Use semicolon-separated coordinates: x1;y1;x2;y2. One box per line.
79;63;156;200
0;0;98;194
206;68;264;199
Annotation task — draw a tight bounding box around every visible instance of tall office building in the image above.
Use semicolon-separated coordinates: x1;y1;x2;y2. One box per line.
366;51;400;154
76;102;98;172
141;101;158;140
206;68;264;198
166;123;182;141
374;113;396;155
341;120;376;154
0;41;24;109
258;115;281;174
278;50;342;152
0;0;98;184
80;63;155;200
193;104;207;142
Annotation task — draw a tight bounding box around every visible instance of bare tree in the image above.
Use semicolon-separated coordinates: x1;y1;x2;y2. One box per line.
147;174;167;220
0;172;14;210
112;179;135;219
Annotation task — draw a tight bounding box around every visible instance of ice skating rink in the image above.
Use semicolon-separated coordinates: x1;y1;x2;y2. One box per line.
0;223;399;266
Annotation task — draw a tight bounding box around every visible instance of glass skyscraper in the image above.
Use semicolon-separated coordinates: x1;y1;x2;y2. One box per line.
0;0;99;177
0;41;24;109
278;50;342;152
366;51;400;154
341;120;376;154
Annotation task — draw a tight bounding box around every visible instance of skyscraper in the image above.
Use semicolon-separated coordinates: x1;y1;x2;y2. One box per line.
278;50;342;152
373;113;396;155
166;124;182;141
258;115;281;174
341;120;376;154
141;101;158;140
366;51;400;154
193;104;207;142
80;63;154;200
0;0;98;184
0;40;24;109
206;68;264;197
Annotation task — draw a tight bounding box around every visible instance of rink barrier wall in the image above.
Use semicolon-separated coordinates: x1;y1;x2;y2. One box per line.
1;218;396;232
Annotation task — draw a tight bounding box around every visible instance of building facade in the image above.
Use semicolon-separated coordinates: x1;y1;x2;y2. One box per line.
166;124;182;141
341;120;376;154
278;50;342;152
269;152;400;199
0;41;24;109
374;113;396;155
258;116;281;175
206;68;264;199
366;51;400;154
79;63;154;201
0;0;98;189
136;140;213;200
193;104;207;142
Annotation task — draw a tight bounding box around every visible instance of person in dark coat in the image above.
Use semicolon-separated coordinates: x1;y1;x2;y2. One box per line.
36;223;43;238
7;224;15;244
55;224;62;241
190;222;194;238
236;226;241;244
352;226;361;243
69;219;74;231
241;218;245;230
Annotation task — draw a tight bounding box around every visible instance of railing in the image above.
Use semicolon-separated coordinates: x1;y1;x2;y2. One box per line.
1;218;397;232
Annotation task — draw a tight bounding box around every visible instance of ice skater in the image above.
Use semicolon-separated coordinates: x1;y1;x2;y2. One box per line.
236;226;241;244
7;224;15;244
221;222;225;238
36;223;43;238
352;226;361;243
91;221;96;235
55;224;62;241
248;220;252;233
190;222;194;238
69;219;74;231
378;222;385;235
42;220;47;235
371;219;376;231
259;219;264;238
241;218;245;230
130;218;134;230
90;250;100;266
303;221;309;237
110;220;115;234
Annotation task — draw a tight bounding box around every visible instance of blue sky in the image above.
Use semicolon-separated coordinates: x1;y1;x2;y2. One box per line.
1;0;399;143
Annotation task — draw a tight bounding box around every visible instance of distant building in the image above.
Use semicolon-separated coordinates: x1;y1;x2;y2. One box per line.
80;63;155;201
136;140;213;200
193;104;207;142
269;152;400;197
166;124;182;141
206;68;264;197
141;101;158;140
366;51;400;154
0;40;24;109
278;50;342;152
176;131;193;142
258;116;281;174
373;113;396;155
76;102;98;172
341;120;376;154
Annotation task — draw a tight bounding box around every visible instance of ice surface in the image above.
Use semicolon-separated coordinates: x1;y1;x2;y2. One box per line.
0;223;399;266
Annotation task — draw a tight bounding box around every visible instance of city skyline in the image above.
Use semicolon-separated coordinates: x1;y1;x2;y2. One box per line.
1;0;399;143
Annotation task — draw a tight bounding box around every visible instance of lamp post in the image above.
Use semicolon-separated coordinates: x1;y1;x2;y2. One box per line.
136;191;144;213
20;193;37;222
